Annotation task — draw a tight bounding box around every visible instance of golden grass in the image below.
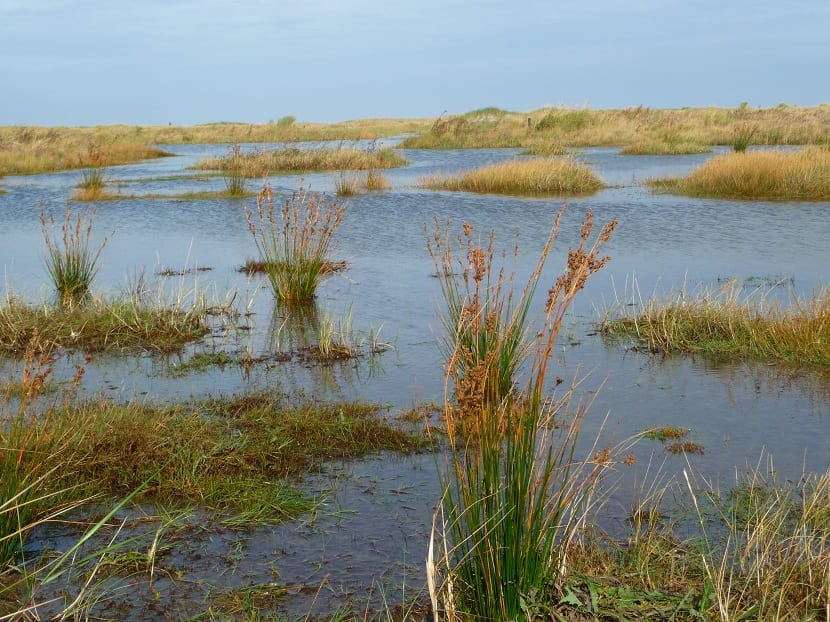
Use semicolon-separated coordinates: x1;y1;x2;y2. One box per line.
194;146;408;178
601;282;830;367
0;119;429;176
0;128;170;176
648;147;830;200
420;157;604;196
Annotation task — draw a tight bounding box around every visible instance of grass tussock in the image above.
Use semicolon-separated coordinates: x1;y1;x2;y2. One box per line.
0;295;209;355
428;210;619;619
420;157;604;197
601;282;830;367
194;145;408;178
40;206;110;306
648;147;830;200
244;184;347;302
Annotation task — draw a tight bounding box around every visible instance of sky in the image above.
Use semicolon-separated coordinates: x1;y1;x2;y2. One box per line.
1;0;828;126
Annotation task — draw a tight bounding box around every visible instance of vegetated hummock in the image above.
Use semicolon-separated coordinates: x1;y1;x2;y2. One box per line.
420;157;604;196
193;145;408;177
601;283;830;367
0;297;209;355
647;146;830;200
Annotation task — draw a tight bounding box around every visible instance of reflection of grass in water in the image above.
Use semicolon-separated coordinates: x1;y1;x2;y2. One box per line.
601;282;830;367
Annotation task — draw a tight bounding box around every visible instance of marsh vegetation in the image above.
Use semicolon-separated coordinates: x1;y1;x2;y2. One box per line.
1;109;830;619
420;157;604;197
648;146;830;200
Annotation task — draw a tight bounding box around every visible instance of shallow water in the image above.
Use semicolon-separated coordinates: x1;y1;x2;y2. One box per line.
3;143;830;616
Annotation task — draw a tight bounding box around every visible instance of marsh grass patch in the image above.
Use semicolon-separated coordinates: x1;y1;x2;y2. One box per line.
647;147;830;200
601;282;830;367
6;392;429;525
420;157;604;197
0;296;210;356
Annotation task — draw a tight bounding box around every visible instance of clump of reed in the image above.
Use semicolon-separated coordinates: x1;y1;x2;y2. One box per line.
420;157;604;197
334;169;391;195
333;171;360;196
244;184;347;302
647;147;830;200
601;281;830;366
194;145;408;178
40;205;110;306
70;145;117;201
428;210;619;620
222;143;247;197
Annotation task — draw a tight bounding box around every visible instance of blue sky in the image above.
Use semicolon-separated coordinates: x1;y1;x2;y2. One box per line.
1;1;828;126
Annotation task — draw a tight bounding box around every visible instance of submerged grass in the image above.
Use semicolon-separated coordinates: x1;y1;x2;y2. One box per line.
601;282;830;367
244;184;347;302
648;147;830;200
420;157;604;197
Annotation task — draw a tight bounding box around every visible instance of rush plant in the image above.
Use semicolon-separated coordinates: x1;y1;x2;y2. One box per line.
40;205;110;306
428;210;618;620
244;184;347;302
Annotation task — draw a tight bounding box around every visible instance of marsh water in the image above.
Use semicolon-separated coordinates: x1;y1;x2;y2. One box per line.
2;142;829;617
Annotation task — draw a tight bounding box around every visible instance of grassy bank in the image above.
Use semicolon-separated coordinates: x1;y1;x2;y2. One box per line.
420;157;604;196
0;119;429;176
0;129;171;176
648;147;830;200
600;283;830;366
399;104;830;150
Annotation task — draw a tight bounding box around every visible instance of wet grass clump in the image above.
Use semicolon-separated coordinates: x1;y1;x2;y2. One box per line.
194;145;408;178
648;147;830;200
420;157;604;197
601;283;830;367
244;184;347;302
0;296;209;355
40;206;110;306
